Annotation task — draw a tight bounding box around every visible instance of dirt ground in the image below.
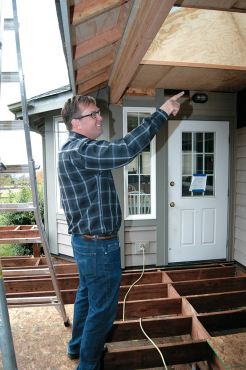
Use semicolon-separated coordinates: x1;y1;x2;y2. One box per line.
0;304;77;370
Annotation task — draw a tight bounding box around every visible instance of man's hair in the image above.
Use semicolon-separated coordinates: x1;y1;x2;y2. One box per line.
61;95;96;130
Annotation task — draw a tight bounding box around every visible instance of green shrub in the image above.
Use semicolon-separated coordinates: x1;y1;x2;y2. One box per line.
0;244;17;257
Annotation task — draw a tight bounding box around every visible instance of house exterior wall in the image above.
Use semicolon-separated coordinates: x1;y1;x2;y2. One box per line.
47;89;241;267
119;90;237;267
234;127;246;266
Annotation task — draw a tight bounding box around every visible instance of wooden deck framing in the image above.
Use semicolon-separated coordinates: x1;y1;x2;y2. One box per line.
1;257;246;369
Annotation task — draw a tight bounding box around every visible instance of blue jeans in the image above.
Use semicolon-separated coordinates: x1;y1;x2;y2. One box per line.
68;234;122;370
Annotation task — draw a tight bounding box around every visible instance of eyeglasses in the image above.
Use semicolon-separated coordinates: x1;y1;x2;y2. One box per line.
75;110;101;120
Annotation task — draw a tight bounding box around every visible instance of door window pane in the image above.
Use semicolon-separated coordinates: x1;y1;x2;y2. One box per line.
182;132;215;197
182;132;192;151
205;154;214;174
205;133;214;152
182;154;192;175
194;132;203;153
205;175;214;196
193;154;203;174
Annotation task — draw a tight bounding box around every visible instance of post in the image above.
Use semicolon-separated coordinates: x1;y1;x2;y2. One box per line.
0;260;18;369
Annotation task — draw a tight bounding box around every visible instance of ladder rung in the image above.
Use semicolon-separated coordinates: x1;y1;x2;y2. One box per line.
7;296;59;305
0;203;35;212
2;72;19;83
0;120;24;130
4;18;15;31
0;164;30;173
3;268;49;277
0;237;41;244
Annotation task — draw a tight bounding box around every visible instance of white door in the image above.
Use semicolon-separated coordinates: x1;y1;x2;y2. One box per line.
168;120;229;263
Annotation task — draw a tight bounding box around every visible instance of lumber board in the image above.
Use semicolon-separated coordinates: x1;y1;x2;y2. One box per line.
198;309;246;334
187;291;246;313
4;276;79;293
0;256;47;267
116;297;182;320
104;340;214;369
6;289;76;305
109;316;193;342
172;276;246;295
2;263;78;276
119;283;168;301
166;266;236;281
120;271;163;285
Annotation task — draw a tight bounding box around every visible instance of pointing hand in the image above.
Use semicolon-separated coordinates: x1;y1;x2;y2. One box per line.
160;91;185;116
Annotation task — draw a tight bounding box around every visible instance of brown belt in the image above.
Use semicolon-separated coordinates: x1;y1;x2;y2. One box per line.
82;234;117;240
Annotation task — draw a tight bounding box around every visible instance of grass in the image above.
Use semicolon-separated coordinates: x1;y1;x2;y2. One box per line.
0;244;17;257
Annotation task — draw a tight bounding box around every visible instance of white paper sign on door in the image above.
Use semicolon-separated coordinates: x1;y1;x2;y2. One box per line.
189;174;207;193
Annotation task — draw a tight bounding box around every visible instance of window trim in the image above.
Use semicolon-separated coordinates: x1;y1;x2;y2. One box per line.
123;107;156;220
54;116;68;214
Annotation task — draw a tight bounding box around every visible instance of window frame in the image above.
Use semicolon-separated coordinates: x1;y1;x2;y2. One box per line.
123;107;156;220
54;116;69;214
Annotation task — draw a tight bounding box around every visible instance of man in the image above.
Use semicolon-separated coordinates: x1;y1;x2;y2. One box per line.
58;91;184;370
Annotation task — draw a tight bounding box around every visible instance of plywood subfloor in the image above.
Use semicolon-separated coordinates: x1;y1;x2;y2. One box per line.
0;305;76;370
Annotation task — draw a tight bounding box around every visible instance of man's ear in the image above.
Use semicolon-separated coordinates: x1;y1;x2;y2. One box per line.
71;118;77;130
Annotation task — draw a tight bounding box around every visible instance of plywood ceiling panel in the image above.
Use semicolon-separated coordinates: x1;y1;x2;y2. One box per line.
144;9;246;68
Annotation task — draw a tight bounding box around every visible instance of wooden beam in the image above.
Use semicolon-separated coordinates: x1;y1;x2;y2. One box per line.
198;309;246;334
165;266;236;282
121;271;163;285
0;256;47;267
76;52;115;84
116;297;182;320
6;289;76;305
174;0;246;13
74;26;121;61
125;87;155;97
77;71;109;94
119;282;168;301
172;276;246;296
141;59;246;71
109;0;176;103
71;0;129;26
4;276;79;293
187;290;246;313
109;316;192;342
104;340;214;369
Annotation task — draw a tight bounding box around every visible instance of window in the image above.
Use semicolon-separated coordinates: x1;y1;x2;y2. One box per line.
182;131;215;197
123;108;156;220
54;117;69;212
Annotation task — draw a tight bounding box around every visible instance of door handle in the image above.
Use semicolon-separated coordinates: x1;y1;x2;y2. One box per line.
170;202;175;207
170;181;175;186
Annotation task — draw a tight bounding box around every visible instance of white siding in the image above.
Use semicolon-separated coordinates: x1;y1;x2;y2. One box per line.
57;218;73;257
124;226;157;267
234;127;246;266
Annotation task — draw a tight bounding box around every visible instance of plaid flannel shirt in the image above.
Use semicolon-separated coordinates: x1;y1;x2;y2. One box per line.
58;108;168;235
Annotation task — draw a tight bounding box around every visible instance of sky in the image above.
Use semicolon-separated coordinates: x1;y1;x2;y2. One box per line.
0;0;69;167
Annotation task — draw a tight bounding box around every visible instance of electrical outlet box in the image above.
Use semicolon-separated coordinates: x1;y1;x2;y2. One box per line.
135;241;150;254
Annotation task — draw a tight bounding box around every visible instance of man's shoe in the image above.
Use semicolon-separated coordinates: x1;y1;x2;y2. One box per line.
67;352;80;360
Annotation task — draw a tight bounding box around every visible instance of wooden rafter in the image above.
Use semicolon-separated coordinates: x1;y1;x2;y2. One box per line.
76;52;114;84
74;26;121;61
71;0;129;26
109;0;176;103
77;71;109;94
